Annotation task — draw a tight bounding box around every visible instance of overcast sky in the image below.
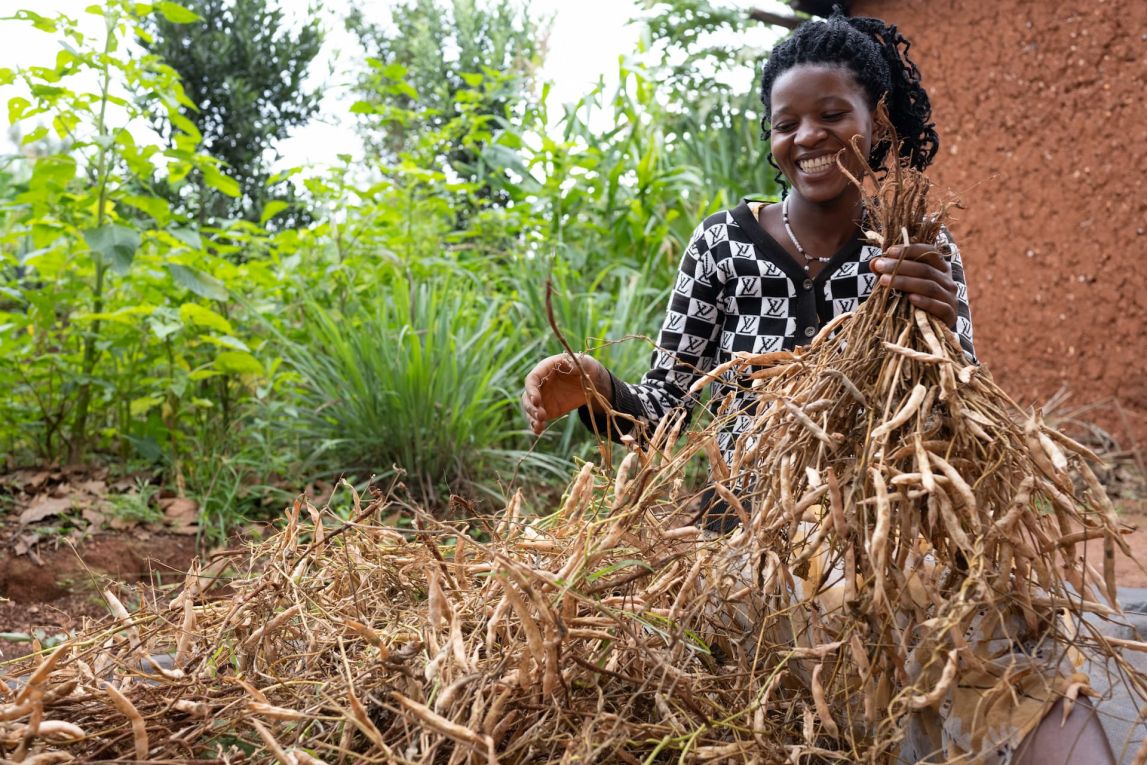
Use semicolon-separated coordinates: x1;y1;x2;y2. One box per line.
0;0;788;169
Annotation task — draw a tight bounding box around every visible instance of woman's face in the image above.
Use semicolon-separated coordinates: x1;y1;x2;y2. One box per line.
768;63;874;204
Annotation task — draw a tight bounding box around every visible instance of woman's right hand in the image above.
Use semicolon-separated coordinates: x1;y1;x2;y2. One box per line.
522;353;612;435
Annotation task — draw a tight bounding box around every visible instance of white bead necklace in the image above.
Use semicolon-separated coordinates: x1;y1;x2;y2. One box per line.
782;196;833;272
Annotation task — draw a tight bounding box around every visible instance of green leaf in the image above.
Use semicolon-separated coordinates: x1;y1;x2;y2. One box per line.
169;111;201;139
154;1;201;23
28;154;76;190
202;164;240;197
29;85;66;100
169;227;203;250
13;10;57;33
179;303;233;334
380;63;407;80
130;395;164;416
54;48;78;73
170;82;196;110
202;334;250;352
214;350;263;376
482;144;532;182
148;307;183;340
21;126;48;145
167;264;228;301
259;200;289;226
349;100;379;115
586;559;653;583
52;112;79;139
83;224;141;275
151;320;182;340
75;305;155;325
121;194;171;222
7;96;32;124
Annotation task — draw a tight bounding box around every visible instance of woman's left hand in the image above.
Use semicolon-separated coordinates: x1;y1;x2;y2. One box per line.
870;244;959;328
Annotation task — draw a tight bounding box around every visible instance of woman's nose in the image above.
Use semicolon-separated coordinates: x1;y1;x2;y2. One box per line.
795;122;826;146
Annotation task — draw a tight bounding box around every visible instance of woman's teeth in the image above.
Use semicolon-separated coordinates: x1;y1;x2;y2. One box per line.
798;155;835;173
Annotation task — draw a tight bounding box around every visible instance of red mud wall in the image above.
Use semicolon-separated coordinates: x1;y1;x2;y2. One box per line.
850;0;1147;448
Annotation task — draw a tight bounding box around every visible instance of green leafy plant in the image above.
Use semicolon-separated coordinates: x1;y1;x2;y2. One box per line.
141;0;324;226
104;479;163;524
274;275;566;505
0;0;787;538
0;2;274;467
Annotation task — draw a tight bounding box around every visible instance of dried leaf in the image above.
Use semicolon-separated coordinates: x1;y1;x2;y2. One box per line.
19;495;73;525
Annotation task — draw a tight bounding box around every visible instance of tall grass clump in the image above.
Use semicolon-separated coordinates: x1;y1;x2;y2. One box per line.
276;275;563;504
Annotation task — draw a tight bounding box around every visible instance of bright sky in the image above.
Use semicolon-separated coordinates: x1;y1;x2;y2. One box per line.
0;0;788;169
276;0;649;168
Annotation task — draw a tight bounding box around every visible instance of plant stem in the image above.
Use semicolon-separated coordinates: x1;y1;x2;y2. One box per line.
68;8;117;463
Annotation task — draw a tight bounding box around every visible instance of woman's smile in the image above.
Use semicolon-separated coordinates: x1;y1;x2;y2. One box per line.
768;63;874;203
796;152;841;176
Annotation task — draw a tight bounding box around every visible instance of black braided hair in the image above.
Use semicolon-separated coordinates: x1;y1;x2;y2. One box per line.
758;10;939;195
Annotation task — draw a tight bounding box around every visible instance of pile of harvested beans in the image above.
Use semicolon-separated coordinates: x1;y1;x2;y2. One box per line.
3;119;1145;764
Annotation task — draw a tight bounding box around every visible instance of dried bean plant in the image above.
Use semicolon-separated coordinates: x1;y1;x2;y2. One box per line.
3;115;1146;764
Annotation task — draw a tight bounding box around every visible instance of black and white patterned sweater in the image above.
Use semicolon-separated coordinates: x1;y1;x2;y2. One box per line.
579;199;976;460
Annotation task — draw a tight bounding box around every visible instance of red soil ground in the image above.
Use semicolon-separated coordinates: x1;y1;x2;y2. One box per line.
0;532;200;661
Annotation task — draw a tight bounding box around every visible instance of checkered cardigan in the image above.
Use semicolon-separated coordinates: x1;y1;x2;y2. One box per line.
580;200;976;459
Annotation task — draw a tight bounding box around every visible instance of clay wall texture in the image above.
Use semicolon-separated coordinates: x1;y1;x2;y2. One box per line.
849;0;1147;447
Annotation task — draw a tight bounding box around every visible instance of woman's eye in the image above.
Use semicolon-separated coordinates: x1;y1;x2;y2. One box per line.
823;112;846;121
772;122;795;133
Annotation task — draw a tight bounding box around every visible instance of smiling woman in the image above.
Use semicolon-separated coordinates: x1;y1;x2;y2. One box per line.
520;8;1117;764
522;11;975;465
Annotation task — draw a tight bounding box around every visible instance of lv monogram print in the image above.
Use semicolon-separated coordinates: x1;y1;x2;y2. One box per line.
592;206;976;464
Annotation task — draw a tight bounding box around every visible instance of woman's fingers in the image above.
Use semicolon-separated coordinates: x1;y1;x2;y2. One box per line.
885;243;947;266
522;354;592;434
522;364;549;432
521;389;542;424
904;292;958;327
875;269;954;298
871;249;959;327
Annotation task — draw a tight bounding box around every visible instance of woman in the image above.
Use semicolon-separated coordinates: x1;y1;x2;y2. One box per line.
522;12;1113;763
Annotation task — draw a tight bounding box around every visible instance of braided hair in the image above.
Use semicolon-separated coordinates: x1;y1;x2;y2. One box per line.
759;11;939;195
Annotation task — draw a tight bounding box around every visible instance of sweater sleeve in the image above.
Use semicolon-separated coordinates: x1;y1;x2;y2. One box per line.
935;227;977;363
578;220;726;442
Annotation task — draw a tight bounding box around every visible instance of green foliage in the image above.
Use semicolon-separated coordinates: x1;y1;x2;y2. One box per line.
140;0;323;226
0;1;274;465
638;0;783;203
0;0;781;536
274;278;565;502
104;479;163;524
348;0;545;212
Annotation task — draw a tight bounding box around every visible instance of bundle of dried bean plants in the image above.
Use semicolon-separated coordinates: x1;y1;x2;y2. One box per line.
3;116;1146;764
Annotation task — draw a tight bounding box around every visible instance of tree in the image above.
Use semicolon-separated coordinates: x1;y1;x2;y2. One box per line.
141;0;323;227
347;0;545;206
637;0;782;203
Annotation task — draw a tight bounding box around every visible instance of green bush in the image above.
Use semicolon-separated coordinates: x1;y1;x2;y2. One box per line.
0;0;779;536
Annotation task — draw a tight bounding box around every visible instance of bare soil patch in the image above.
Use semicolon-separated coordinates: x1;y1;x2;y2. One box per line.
0;532;199;661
